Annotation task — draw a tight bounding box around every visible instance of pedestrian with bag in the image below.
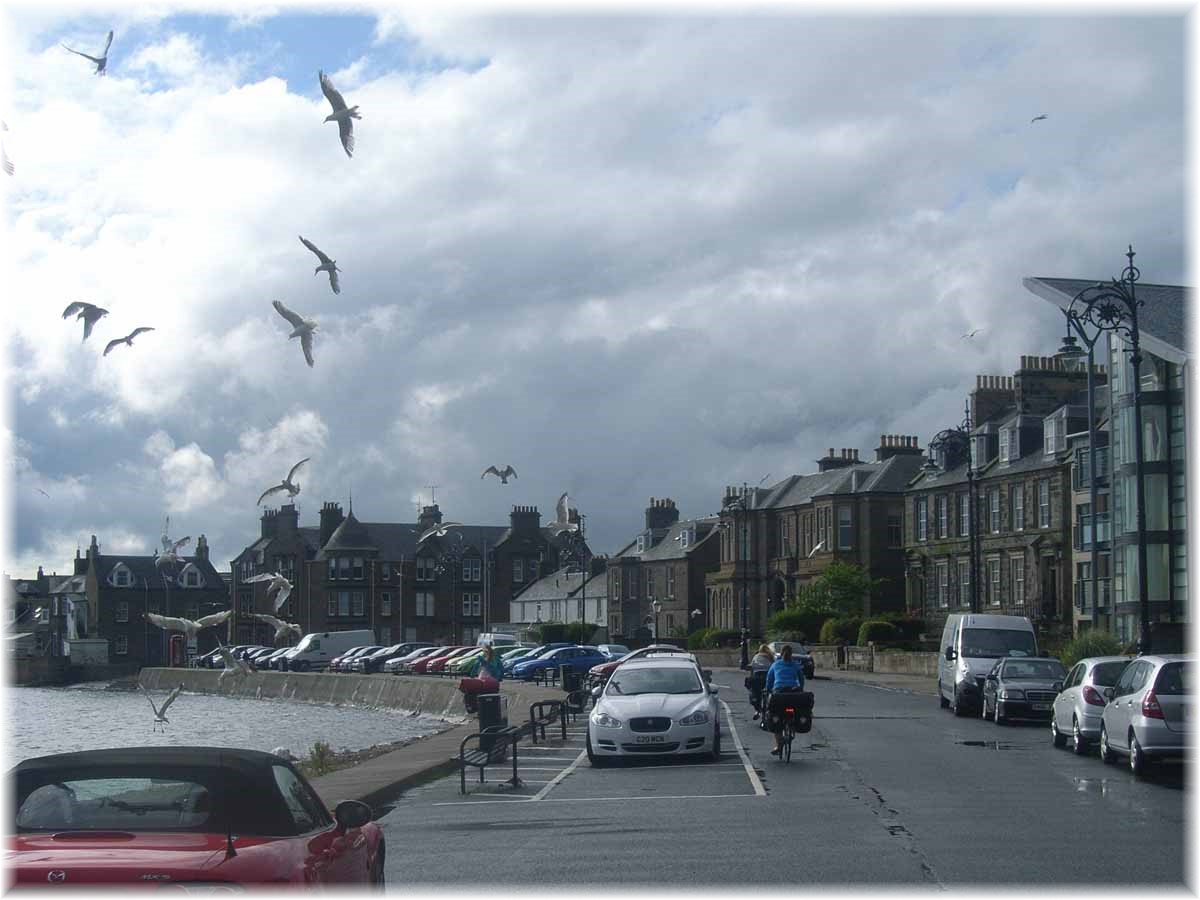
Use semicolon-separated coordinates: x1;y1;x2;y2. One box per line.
459;644;503;714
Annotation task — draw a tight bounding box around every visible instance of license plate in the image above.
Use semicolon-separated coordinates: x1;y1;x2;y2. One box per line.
1032;703;1051;711
635;735;666;744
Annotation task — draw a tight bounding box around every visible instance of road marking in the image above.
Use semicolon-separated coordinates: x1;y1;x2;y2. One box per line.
719;698;766;797
529;748;588;801
433;792;761;807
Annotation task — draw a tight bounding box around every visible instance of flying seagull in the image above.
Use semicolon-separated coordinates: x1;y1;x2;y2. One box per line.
243;572;294;612
807;539;826;559
418;521;463;544
62;29;113;75
1030;114;1048;123
253;613;303;645
103;326;154;356
319;70;360;158
272;300;317;367
256;458;309;507
217;643;254;687
481;465;517;484
138;682;183;732
34;487;50;499
961;328;983;339
2;121;12;176
298;236;340;294
62;301;109;342
156;523;191;570
547;492;579;536
146;609;231;640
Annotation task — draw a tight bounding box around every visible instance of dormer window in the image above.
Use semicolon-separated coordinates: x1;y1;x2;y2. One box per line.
637;534;646;554
680;529;691;550
999;428;1012;465
177;564;203;589
109;564;132;588
1044;414;1066;456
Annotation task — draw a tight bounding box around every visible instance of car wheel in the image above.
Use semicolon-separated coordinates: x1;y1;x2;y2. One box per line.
294;661;309;672
710;725;722;762
1129;732;1148;776
369;842;385;888
980;696;989;720
939;683;950;709
586;731;607;768
1099;725;1116;764
1072;718;1087;755
993;700;1005;726
1051;717;1066;748
952;693;966;717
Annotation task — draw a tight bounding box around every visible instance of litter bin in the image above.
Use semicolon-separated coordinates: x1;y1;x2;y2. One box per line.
560;664;582;694
477;693;509;755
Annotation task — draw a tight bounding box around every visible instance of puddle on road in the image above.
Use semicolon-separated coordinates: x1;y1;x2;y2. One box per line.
955;740;1030;750
1073;777;1115;796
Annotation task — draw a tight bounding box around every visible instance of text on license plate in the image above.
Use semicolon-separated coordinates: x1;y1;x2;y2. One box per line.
1031;703;1051;711
635;735;666;744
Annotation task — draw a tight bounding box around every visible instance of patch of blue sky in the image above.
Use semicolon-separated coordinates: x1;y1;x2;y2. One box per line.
982;169;1023;196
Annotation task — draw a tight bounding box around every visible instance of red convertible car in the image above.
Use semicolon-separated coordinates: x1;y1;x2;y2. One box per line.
9;746;385;888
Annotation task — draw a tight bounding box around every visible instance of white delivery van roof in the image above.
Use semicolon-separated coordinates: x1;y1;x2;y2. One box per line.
959;614;1033;630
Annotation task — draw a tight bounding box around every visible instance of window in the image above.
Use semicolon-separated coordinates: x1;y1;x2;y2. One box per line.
271;765;330;833
958;493;970;537
680;529;690;550
352;557;364;580
637;534;646;553
529;559;538;581
112;567;130;587
838;507;853;550
887;513;902;548
1045;415;1065;455
327;558;337;581
512;559;524;583
936;561;949;608
415;592;434;617
989;488;1001;534
1038;479;1051;528
936;496;948;539
379;626;391;645
916;498;928;542
644;568;654;598
1010;557;1025;606
999;428;1011;464
351;592;365;616
1010;486;1024;531
338;557;351;580
463;558;481;582
958;560;971;607
338;591;350;617
987;558;1001;607
116;602;129;623
381;562;392;580
779;518;790;556
381;592;392;616
462;592;481;616
182;569;201;588
666;566;675;598
327;595;337;617
613;570;621;599
114;635;128;655
417;556;436;581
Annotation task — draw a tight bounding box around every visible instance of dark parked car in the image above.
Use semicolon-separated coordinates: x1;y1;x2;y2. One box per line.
353;642;435;674
981;657;1067;724
11;747;385;886
511;646;610;681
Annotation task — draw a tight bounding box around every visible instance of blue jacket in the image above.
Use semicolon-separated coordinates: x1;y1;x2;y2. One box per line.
765;658;804;694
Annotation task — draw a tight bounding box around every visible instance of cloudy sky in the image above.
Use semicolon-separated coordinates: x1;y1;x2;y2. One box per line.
1;2;1188;579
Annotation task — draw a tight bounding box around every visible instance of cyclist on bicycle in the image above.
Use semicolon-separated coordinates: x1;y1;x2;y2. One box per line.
763;644;805;756
747;643;774;720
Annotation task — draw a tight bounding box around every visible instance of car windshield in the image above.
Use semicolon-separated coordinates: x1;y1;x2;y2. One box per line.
961;629;1037;659
1001;660;1066;680
607;667;702;696
1090;661;1129;687
17;776;212;833
1155;662;1188;695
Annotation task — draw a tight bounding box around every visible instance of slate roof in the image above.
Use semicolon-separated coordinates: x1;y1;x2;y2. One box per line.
314;518;509;561
92;554;227;589
755;454;926;510
1023;277;1189;363
638;519;719;561
910;440;1067;491
513;567;608;603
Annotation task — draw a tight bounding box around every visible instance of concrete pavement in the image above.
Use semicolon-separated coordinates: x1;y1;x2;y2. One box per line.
710;664;939;697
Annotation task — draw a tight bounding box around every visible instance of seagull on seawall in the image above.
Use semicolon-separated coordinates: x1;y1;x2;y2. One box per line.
272;300;318;367
256;458;309;507
319;70;360;158
481;465;517;484
253;613;303;645
298;236;341;294
138;682;183;731
146;609;231;640
62;29;113;75
62;301;109;341
103;327;154;356
243;572;294;612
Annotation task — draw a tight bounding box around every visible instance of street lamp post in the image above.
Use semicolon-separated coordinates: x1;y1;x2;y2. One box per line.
1066;246;1152;654
652;600;663;641
434;534;465;644
926;400;980;613
560;514;589;638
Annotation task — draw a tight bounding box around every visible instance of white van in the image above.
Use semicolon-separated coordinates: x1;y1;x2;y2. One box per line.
938;614;1038;716
283;629;376;672
477;633;518;647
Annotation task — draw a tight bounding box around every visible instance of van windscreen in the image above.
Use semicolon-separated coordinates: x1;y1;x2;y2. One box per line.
961;629;1036;659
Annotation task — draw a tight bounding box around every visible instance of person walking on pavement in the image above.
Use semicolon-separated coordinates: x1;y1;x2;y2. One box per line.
748;644;774;720
460;644;504;714
764;644;805;756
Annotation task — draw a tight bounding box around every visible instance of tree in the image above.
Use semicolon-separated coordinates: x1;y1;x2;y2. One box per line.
794;561;886;618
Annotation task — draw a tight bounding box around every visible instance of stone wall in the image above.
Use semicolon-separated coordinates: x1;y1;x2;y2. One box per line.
693;649;742;668
138;668;564;721
872;649;940;677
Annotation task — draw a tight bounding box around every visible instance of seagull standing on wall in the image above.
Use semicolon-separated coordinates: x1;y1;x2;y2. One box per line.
256;458;309;507
272;300;317;367
62;29;113;75
319;70;360;158
298;236;340;294
62;302;108;341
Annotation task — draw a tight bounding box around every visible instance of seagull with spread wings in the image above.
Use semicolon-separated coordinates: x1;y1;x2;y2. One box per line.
1031;114;1048;123
547;492;579;535
217;643;254;687
256;458;309;507
243;572;294;612
139;682;183;731
155;518;191;569
319;70;361;158
272;300;318;367
962;328;983;339
298;236;340;294
146;609;231;640
417;522;463;544
481;465;517;484
807;539;826;559
62;29;113;75
253;613;303;645
103;326;154;356
62;302;109;342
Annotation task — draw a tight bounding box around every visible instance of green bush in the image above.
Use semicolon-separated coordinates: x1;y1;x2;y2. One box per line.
687;627;714;651
873;613;925;642
702;629;741;649
766;607;829;643
819;617;862;645
857;620;900;646
1060;631;1125;669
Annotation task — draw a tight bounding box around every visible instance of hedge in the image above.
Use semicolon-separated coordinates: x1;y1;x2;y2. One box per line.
857;620;900;646
819;617;862;645
766;608;830;643
1060;631;1124;669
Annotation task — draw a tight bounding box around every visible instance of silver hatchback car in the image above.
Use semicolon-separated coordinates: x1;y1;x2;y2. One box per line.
1099;654;1189;775
1050;656;1132;754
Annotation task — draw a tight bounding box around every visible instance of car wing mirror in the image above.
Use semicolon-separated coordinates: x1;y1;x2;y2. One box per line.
590;685;602;699
709;686;719;695
944;647;956;661
333;799;372;832
703;669;714;683
1103;687;1115;701
1052;681;1063;692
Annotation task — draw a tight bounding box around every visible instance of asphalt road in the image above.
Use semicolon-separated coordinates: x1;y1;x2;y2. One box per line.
377;674;1187;887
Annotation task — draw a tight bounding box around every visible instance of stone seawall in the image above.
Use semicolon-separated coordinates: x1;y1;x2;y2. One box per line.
138;668;566;721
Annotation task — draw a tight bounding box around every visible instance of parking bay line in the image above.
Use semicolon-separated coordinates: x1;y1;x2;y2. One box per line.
719;698;766;797
529;748;588;801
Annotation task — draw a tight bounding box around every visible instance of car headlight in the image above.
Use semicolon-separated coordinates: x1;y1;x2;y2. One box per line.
677;710;709;726
591;712;623;728
999;688;1025;700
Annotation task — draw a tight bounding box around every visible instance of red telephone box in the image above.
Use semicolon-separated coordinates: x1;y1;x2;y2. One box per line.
169;634;186;667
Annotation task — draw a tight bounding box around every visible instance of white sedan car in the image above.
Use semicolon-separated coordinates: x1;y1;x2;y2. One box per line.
586;657;721;766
